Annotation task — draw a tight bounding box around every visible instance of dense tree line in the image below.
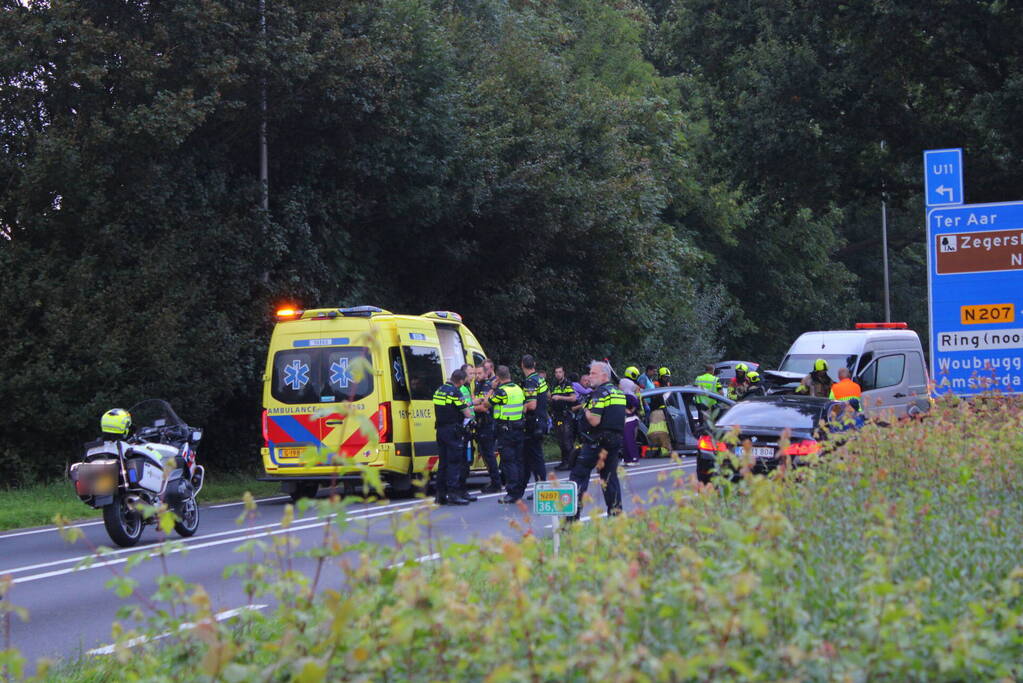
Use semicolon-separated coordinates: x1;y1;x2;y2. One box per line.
1;0;1021;482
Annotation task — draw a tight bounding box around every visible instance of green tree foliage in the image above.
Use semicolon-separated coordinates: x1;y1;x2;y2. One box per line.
0;0;732;481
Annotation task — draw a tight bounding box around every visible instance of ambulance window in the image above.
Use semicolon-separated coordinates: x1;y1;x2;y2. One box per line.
435;325;466;376
270;348;373;404
323;348;374;402
389;347;410;402
271;351;319;405
403;346;443;401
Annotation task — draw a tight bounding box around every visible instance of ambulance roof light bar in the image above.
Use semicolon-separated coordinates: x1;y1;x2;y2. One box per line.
424;310;463;322
855;322;908;330
276;308;303;320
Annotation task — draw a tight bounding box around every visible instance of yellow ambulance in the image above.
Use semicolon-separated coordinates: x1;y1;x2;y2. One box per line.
260;306;487;499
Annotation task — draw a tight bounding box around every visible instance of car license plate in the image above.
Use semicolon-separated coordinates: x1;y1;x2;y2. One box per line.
278;447;304;459
736;446;775;458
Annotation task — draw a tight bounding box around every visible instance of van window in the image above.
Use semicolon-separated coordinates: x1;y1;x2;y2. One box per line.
271;348;374;405
860;354;905;391
436;325;466;376
389;347;410;402
907;352;926;389
876;354;905;389
402;346;444;401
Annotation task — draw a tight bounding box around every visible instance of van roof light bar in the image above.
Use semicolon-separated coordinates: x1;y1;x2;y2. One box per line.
855;322;908;330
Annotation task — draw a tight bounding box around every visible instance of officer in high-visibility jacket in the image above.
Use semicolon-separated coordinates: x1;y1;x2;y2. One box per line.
694;364;723;407
432;369;473;506
489;365;527;504
570;360;626;519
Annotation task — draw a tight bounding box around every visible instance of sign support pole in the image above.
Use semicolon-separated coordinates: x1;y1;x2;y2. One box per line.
552;515;560;557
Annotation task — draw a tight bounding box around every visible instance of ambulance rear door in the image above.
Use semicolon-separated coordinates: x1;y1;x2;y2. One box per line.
394;319;445;465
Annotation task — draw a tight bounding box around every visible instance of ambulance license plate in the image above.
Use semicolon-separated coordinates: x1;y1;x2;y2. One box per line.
278;447;304;459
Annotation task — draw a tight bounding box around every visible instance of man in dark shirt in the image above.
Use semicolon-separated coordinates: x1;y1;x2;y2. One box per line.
549;366;577;471
521;354;549;492
569;360;626;520
472;362;502;493
432;369;473;505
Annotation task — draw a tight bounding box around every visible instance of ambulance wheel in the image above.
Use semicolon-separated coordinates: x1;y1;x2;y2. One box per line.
103;496;144;547
289;483;319;503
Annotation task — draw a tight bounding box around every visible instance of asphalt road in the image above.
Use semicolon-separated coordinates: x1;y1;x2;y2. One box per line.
0;457;696;667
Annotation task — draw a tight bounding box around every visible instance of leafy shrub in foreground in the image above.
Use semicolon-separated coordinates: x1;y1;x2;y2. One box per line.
13;395;1023;681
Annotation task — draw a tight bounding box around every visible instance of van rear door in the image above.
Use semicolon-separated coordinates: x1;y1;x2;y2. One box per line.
394;319;445;466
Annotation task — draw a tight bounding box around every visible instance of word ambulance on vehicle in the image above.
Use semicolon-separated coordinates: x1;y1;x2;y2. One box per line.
260;306;485;500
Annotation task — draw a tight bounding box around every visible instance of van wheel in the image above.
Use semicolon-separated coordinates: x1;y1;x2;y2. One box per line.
289;483;318;503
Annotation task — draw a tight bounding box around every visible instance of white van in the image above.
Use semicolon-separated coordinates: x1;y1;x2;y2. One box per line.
772;323;931;418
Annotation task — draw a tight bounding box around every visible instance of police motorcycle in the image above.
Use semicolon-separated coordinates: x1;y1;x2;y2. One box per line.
69;399;205;547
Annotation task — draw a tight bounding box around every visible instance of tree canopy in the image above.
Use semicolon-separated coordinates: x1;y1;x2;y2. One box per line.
2;0;1021;481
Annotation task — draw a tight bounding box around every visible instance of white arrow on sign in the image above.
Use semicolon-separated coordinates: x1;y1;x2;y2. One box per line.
936;185;954;201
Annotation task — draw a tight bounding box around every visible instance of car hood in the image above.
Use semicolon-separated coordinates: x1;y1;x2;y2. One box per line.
761;370;804;383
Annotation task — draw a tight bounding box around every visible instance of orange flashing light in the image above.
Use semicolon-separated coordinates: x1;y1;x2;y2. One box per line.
276;308;302;320
855;322;908;330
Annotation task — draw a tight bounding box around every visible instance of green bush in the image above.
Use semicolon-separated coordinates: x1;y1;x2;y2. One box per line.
14;395;1023;681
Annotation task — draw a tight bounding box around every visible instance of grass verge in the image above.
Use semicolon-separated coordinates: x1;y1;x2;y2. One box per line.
0;472;279;532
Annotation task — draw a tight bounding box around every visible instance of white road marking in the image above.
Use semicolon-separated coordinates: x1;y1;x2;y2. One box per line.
209;495;291;509
385;552;441;569
0;519;105;540
86;604;268;655
5;460;694;584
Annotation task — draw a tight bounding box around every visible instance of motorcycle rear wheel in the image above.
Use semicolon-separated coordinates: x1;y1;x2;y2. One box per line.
174;496;200;537
103;496;144;547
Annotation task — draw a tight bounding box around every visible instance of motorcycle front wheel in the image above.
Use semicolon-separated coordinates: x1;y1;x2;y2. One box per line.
174;496;200;537
102;496;144;547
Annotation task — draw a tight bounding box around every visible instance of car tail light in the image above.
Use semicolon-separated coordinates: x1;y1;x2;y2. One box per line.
262;410;269;448
783;439;820;456
377;402;392;443
697;435;729;452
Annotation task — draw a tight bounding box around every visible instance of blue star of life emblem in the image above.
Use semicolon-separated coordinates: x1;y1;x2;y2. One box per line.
283;360;310;391
392;359;404;385
330;357;353;389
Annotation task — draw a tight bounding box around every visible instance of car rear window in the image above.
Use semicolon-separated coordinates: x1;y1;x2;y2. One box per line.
271;347;373;405
717;401;823;430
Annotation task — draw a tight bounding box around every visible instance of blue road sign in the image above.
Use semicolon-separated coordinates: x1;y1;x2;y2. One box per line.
927;201;1023;395
923;148;964;206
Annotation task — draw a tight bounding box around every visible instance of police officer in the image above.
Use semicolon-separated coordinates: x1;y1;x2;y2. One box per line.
549;365;577;471
489;365;527;504
455;364;479;502
432;369;473;505
570;360;626;520
473;361;503;493
520;354;549;490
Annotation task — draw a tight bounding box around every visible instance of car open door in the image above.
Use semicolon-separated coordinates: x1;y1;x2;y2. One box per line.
394;319;445;467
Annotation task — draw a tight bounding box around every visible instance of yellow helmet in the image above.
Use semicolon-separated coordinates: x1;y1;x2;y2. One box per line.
101;408;132;436
735;363;749;373
624;366;640;380
658;366;671;377
814;358;828;372
747;370;760;383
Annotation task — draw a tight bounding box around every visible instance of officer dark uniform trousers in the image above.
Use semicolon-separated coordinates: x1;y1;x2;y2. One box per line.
522;371;549;486
490;380;526;502
570;380;626;519
550;378;575;469
432;380;470;504
473;375;502;490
